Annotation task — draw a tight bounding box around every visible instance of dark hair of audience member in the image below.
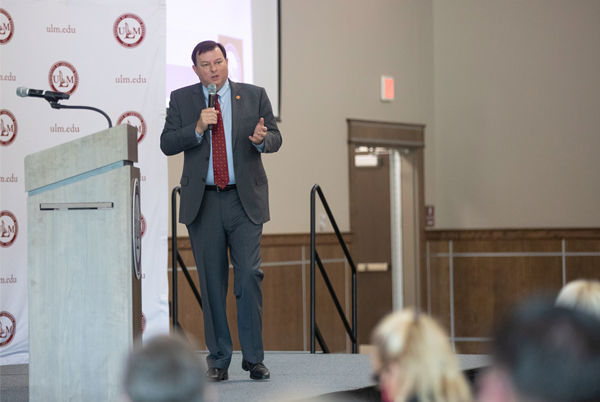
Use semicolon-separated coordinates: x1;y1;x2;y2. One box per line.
123;335;205;402
492;299;600;402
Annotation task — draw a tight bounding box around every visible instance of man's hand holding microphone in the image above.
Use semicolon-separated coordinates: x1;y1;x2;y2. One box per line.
196;83;266;145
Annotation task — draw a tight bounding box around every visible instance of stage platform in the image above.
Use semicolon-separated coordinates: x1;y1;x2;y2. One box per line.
0;352;490;402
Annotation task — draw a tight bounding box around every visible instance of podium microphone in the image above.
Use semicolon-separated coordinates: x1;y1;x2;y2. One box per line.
16;86;112;128
207;83;217;131
16;87;70;102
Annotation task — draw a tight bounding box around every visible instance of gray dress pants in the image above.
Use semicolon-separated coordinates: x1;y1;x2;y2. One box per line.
186;189;264;369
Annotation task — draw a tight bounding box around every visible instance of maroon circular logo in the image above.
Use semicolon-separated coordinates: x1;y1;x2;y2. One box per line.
0;8;14;45
140;213;146;238
0;211;18;248
48;61;79;95
0;109;17;147
0;311;16;347
113;13;146;48
141;311;146;333
117;111;147;143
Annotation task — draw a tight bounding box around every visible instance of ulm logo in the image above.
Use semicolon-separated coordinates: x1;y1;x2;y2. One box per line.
0;8;14;45
117;111;147;143
141;213;146;238
0;210;18;248
113;13;145;48
0;311;16;348
0;109;17;147
48;61;79;95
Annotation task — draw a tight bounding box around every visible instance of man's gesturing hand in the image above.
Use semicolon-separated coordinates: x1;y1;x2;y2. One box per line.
249;117;267;145
196;108;219;133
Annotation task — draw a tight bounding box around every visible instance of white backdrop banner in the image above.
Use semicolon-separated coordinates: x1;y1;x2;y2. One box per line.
0;0;169;365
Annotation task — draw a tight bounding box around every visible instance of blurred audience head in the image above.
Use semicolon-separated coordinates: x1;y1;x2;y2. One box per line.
371;308;473;402
556;279;600;319
123;335;205;402
479;299;600;402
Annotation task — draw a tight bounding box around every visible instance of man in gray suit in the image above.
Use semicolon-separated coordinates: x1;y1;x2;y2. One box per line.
160;40;282;382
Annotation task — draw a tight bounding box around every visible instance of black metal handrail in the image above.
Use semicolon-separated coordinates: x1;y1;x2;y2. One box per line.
171;186;203;332
310;184;358;353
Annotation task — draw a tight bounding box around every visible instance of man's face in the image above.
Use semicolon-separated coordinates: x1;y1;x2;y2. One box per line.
193;47;228;90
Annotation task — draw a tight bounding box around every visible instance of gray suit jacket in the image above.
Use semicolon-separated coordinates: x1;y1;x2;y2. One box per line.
160;80;282;225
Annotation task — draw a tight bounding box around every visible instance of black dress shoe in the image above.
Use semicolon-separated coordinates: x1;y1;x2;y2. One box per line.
206;367;228;382
242;359;270;380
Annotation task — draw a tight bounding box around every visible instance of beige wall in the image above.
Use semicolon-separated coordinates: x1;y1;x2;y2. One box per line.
167;0;600;235
433;0;600;228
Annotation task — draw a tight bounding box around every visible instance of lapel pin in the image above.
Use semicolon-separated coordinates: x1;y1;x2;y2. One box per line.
236;95;241;100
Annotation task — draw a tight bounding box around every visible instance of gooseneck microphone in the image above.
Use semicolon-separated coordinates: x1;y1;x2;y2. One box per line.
207;83;217;131
16;86;112;128
16;86;70;102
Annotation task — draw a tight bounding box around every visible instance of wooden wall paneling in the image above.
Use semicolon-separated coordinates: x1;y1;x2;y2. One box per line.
426;229;600;242
260;243;302;264
428;254;451;333
454;341;491;355
564;238;600;286
168;272;205;346
452;239;562;253
358;271;393;345
426;231;600;353
453;256;563;340
261;265;305;351
260;243;306;350
168;236;194;268
428;240;449;254
565;239;600;252
566;257;600;283
221;263;306;352
168;233;352;352
168;230;599;354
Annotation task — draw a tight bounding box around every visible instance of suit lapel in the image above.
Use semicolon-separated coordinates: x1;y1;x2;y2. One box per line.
230;80;242;152
192;83;205;116
192;83;211;147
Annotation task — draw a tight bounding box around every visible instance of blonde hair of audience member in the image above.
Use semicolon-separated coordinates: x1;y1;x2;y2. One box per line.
555;279;600;319
372;309;472;402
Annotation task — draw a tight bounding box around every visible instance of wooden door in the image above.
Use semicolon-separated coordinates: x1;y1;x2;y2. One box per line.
348;119;426;346
349;146;393;344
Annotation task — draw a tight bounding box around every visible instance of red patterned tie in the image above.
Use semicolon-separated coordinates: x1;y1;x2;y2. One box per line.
212;97;229;189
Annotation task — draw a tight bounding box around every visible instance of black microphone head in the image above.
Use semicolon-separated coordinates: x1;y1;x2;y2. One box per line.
207;83;217;96
16;87;29;97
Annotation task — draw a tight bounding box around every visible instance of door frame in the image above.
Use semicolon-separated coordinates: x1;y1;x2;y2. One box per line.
347;119;426;311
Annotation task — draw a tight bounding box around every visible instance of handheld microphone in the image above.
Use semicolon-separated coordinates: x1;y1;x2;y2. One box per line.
207;84;217;131
16;86;70;101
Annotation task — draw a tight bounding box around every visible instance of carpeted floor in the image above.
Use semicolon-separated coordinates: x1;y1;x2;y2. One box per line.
0;352;490;402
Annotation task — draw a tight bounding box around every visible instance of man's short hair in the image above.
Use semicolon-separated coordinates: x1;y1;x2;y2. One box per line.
191;40;227;66
123;335;205;402
493;299;600;402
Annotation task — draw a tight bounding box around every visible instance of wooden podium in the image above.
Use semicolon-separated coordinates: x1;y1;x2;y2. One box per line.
25;124;142;402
